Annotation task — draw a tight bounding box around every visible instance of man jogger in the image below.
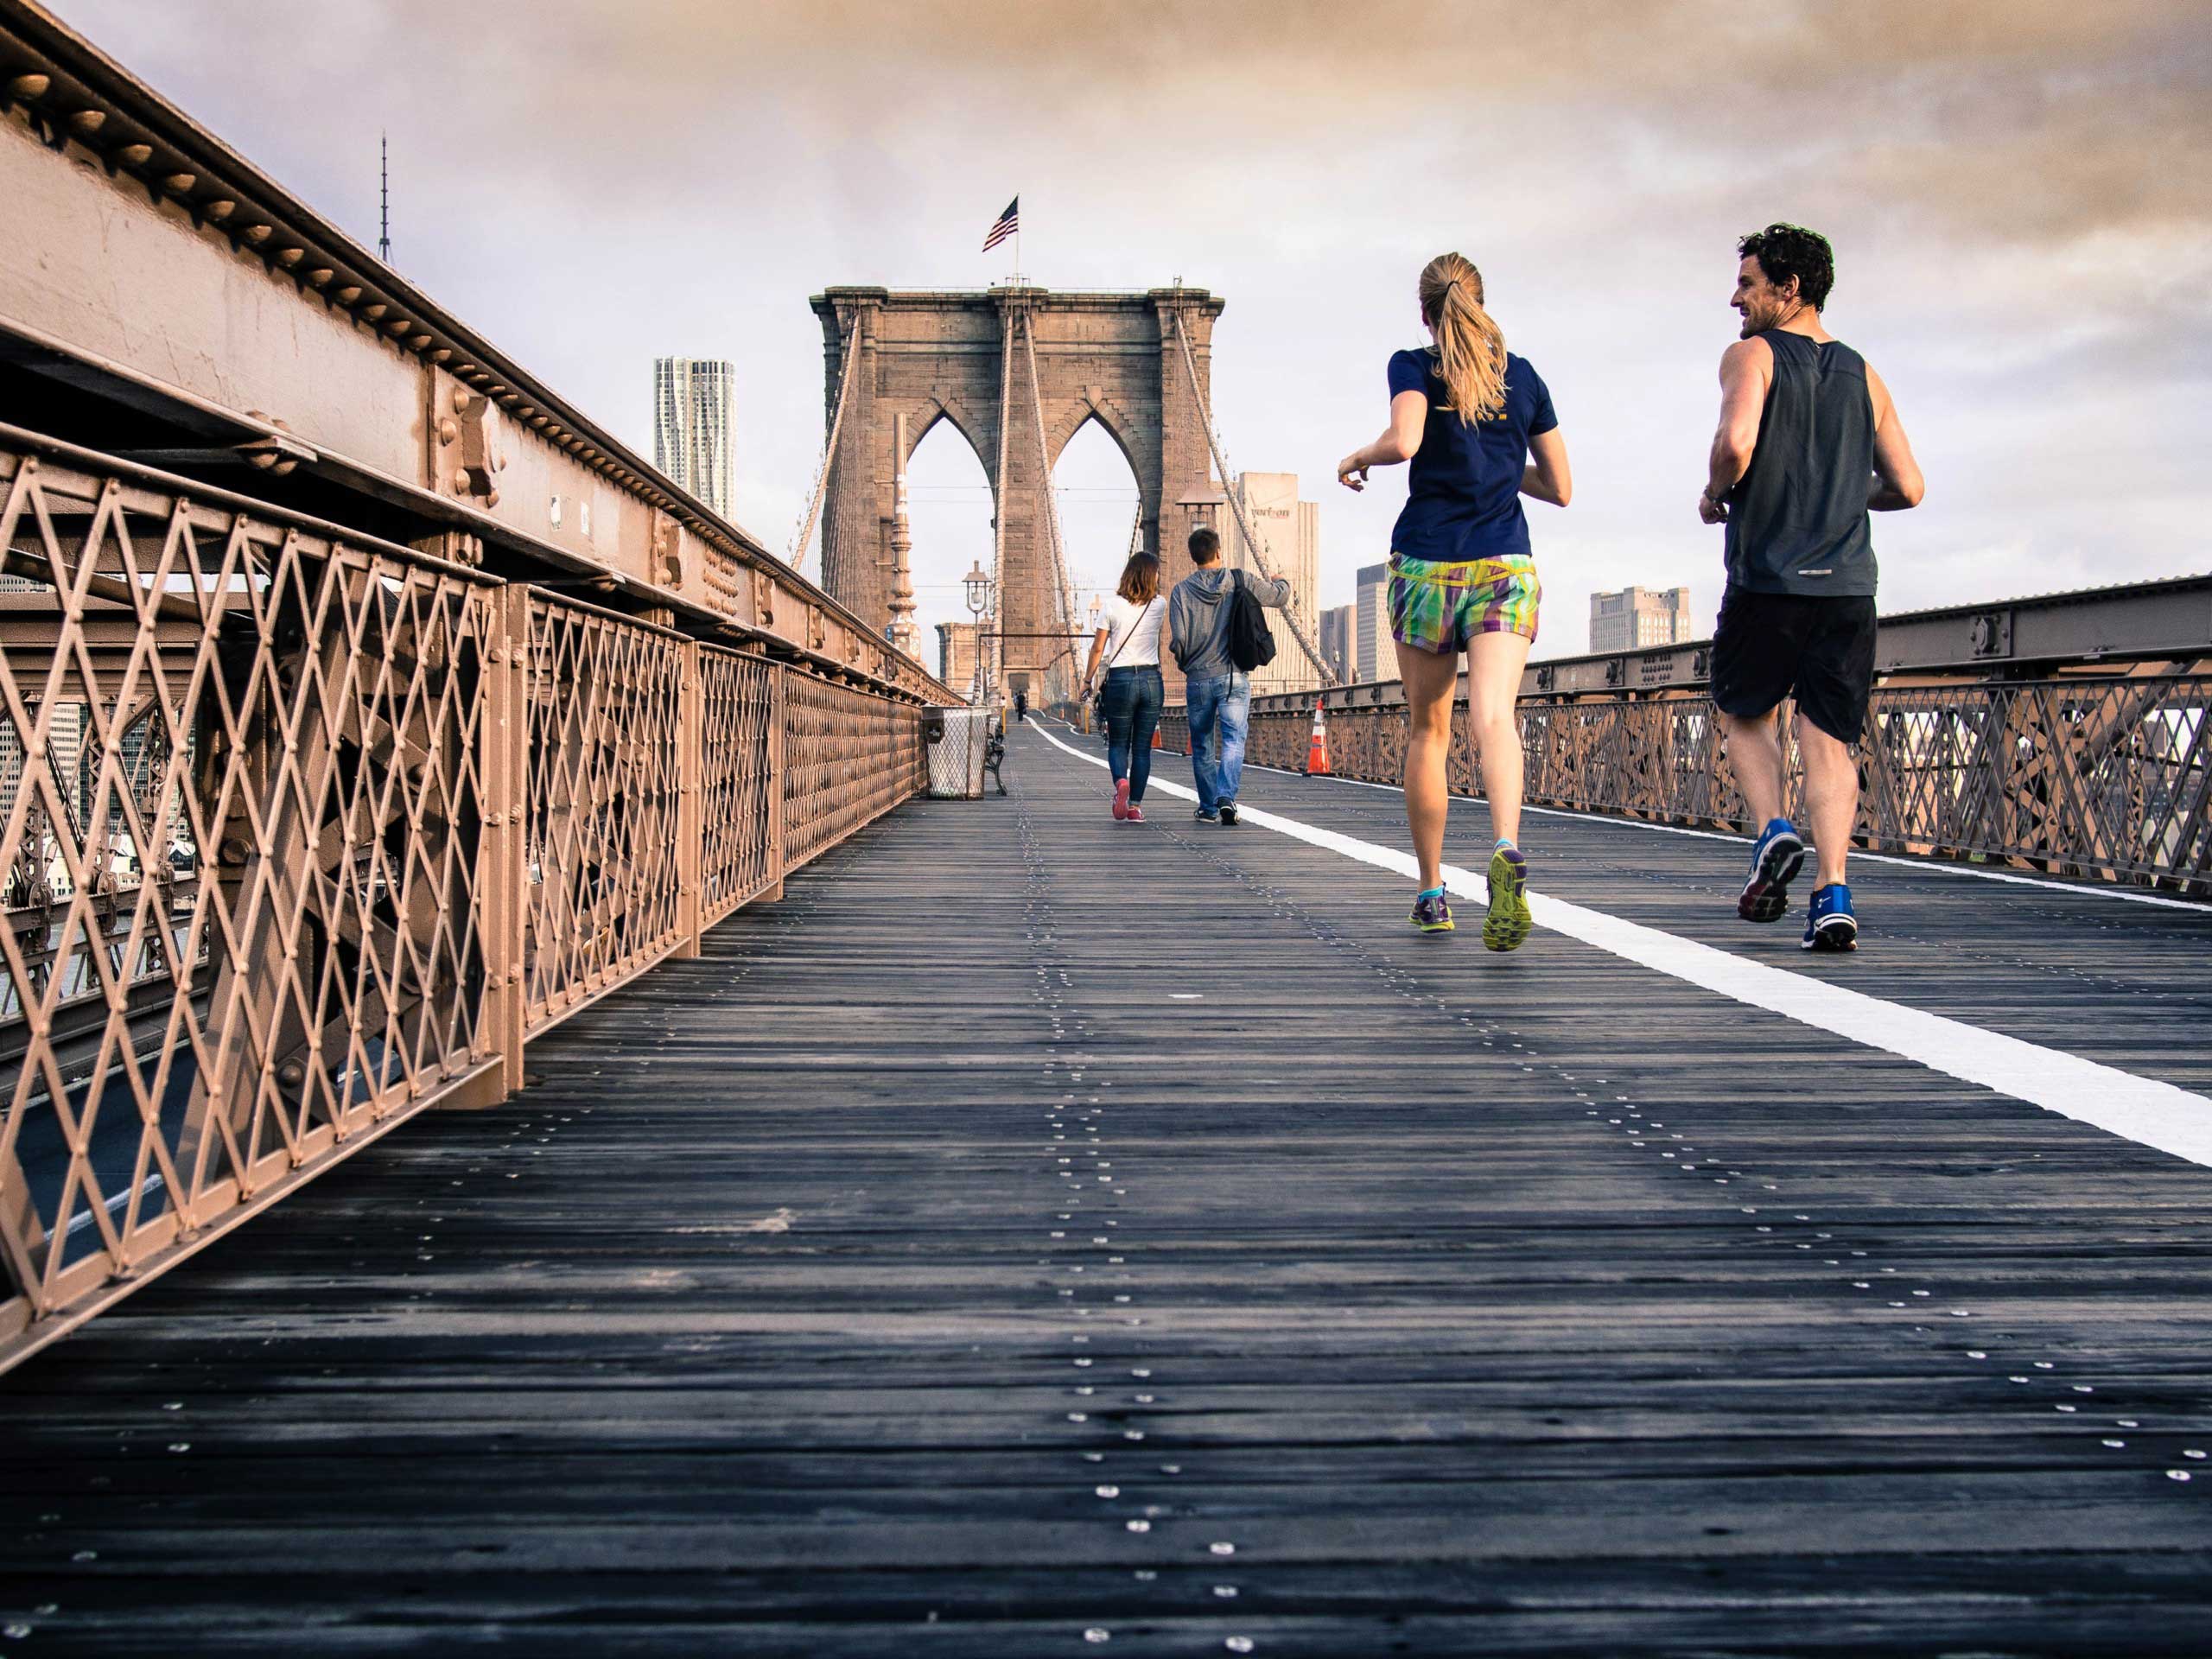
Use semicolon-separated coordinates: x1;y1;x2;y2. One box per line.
1700;223;1924;950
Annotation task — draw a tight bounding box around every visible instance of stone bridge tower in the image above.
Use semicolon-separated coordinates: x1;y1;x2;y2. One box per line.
810;286;1226;703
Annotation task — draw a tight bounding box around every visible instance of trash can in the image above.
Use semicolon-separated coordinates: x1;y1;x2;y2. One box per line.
926;708;989;799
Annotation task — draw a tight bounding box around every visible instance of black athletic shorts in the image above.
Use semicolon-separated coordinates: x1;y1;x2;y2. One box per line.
1709;588;1878;743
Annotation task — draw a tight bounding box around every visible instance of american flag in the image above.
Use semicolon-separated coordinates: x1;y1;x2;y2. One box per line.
982;197;1019;253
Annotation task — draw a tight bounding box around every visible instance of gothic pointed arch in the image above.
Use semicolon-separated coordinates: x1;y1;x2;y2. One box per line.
811;285;1224;699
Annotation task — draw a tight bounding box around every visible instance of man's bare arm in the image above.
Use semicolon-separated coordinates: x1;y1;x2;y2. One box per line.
1865;363;1924;512
1700;339;1770;524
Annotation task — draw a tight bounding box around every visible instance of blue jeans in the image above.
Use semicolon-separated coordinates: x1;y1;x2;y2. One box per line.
1185;671;1249;814
1102;665;1163;801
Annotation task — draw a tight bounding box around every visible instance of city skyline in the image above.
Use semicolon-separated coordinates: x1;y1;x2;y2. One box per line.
45;0;2211;661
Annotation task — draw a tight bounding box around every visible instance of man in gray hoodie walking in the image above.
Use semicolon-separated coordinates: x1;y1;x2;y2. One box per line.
1168;524;1289;826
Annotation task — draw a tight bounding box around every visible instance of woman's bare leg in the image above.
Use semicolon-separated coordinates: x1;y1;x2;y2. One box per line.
1465;629;1534;845
1398;645;1464;890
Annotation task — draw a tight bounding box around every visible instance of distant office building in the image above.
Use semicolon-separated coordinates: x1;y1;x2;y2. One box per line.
938;620;985;702
1354;562;1399;685
1318;604;1355;685
1217;472;1321;696
652;357;736;518
1589;585;1694;653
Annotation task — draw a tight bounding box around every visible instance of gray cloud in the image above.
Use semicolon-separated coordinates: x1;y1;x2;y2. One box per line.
42;0;2212;652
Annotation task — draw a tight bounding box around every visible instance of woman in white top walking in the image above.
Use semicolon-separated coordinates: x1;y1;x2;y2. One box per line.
1080;551;1168;822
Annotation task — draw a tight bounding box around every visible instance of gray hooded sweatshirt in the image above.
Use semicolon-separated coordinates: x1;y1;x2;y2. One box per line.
1168;566;1290;681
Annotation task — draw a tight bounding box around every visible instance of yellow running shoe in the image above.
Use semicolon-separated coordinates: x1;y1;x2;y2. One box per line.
1408;887;1454;932
1484;844;1532;951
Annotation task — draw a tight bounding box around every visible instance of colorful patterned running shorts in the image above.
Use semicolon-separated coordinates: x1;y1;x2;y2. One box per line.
1387;554;1541;655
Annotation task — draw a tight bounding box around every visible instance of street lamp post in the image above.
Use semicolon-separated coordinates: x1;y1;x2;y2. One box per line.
962;561;995;710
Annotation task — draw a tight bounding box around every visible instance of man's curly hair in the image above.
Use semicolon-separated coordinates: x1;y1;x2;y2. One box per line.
1738;223;1835;311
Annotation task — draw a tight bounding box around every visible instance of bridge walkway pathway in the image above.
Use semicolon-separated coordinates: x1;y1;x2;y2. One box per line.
3;720;2210;1656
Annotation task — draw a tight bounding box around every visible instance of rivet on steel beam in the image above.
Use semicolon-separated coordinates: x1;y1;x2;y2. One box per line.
334;284;361;303
276;247;305;267
162;171;196;194
306;269;334;287
429;348;452;364
386;317;411;334
117;142;152;165
205;197;234;219
69;108;105;134
242;224;274;245
361;302;387;320
410;334;432;350
8;73;52;99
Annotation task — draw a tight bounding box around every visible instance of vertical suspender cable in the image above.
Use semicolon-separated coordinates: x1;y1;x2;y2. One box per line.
1170;313;1337;686
1021;315;1080;707
991;303;1015;701
791;326;859;580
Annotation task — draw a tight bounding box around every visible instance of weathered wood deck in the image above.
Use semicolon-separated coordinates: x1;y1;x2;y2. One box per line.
4;721;2210;1656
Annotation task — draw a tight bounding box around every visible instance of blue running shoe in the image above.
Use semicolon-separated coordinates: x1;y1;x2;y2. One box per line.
1408;887;1454;933
1738;817;1805;924
1802;883;1858;951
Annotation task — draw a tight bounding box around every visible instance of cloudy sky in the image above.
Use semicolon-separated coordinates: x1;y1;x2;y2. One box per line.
51;0;2212;658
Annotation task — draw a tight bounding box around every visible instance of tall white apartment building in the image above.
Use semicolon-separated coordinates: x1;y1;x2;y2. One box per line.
652;358;736;519
1217;472;1322;695
1354;561;1399;685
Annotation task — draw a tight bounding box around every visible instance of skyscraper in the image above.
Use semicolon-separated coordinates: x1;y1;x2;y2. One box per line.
652;358;736;519
1217;472;1322;695
1588;585;1694;653
1318;604;1356;685
1354;562;1399;685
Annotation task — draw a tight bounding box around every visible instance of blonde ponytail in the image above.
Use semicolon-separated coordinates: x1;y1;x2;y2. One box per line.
1418;252;1508;424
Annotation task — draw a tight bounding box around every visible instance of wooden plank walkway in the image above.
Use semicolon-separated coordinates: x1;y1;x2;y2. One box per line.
3;720;2211;1656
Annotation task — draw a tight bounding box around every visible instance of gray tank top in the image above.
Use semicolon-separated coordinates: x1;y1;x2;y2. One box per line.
1722;330;1878;597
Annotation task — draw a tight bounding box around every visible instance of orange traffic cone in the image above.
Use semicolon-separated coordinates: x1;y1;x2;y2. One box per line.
1151;728;1163;749
1304;697;1332;776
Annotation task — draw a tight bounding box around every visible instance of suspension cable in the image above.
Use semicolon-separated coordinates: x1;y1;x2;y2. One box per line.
791;326;859;579
1020;314;1080;706
1169;312;1338;686
989;305;1014;700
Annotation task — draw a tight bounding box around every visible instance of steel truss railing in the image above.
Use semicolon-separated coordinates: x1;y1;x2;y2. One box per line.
1157;677;2211;897
0;435;937;1369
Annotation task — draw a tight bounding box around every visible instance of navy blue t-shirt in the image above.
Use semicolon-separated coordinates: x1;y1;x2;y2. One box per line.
1386;346;1557;563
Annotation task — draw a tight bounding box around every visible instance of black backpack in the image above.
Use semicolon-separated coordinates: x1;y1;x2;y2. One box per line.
1223;569;1278;673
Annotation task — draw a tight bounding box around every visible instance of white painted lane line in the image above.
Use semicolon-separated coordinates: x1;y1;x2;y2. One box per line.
1230;760;2210;913
1024;721;2212;1168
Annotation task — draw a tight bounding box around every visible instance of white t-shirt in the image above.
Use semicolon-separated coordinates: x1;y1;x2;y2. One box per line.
1096;594;1165;671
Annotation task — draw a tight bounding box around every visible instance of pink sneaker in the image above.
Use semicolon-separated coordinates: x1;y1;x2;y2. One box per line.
1112;779;1130;820
1126;804;1144;822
